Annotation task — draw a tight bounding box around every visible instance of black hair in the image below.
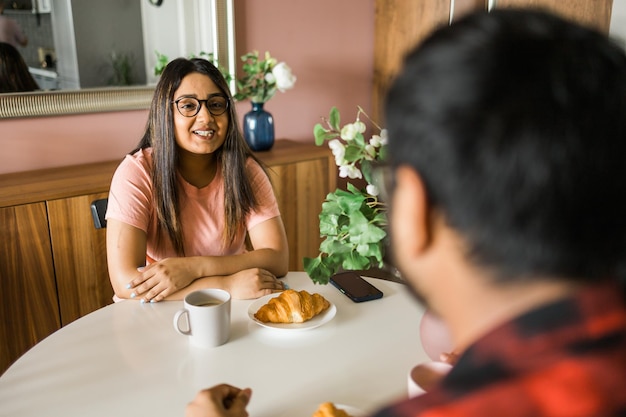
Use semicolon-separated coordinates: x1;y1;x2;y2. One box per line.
0;42;39;93
385;9;626;285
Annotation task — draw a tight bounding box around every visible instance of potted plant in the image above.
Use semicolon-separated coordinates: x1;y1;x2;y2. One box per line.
233;51;296;151
303;106;390;285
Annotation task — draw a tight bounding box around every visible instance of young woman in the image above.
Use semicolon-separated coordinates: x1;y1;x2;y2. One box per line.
106;58;289;303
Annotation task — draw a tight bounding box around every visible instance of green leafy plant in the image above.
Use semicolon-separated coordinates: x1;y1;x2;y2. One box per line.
304;106;389;284
108;51;134;86
153;50;169;76
153;50;233;84
233;51;296;103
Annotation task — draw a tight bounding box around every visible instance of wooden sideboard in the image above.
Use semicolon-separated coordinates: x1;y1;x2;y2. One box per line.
0;139;335;374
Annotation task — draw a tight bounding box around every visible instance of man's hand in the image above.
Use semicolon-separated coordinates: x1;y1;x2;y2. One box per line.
185;384;252;417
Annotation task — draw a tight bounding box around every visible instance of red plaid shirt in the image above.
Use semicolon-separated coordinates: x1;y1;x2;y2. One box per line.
373;282;626;417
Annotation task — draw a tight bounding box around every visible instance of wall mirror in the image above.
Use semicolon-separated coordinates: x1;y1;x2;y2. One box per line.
0;0;235;119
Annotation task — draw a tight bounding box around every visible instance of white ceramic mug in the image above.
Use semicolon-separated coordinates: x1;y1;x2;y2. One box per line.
173;289;231;348
407;361;453;398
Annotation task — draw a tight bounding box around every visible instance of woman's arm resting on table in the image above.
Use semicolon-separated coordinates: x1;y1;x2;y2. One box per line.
108;216;289;301
156;216;289;301
106;218;151;300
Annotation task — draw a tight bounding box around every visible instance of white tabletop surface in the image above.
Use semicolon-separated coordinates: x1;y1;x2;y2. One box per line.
0;272;428;417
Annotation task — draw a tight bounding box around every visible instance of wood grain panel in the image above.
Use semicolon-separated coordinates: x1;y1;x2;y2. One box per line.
496;0;613;33
373;0;451;122
0;160;119;208
266;164;297;271
295;158;332;270
47;192;113;326
0;203;60;374
266;155;334;271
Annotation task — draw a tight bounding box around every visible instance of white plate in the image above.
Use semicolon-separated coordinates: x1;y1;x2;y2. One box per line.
248;292;336;331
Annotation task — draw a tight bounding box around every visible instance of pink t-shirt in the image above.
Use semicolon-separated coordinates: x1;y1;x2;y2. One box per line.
106;148;280;262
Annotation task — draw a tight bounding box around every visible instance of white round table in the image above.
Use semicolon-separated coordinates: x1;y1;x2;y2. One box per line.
0;272;428;417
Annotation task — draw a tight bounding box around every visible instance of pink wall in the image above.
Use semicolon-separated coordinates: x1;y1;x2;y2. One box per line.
0;0;374;175
0;110;148;174
234;0;374;142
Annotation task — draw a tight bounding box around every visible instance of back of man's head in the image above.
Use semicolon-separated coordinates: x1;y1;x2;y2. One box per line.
386;9;626;285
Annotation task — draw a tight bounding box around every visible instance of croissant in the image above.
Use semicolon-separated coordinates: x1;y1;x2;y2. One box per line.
312;402;353;417
254;289;330;323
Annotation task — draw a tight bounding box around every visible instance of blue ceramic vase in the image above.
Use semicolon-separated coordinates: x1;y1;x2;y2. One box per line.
243;102;275;151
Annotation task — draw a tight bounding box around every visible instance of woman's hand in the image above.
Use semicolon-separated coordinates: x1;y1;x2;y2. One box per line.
225;268;285;299
127;257;197;302
186;384;252;417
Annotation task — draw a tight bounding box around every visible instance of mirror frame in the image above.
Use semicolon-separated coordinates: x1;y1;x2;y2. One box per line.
0;0;235;119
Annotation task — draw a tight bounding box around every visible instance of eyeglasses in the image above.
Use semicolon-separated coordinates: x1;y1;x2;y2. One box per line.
371;162;395;203
172;95;229;117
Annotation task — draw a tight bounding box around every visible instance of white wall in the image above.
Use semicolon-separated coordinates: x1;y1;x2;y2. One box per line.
610;0;626;49
140;0;215;85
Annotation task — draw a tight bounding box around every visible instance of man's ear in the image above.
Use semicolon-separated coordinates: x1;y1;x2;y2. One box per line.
391;166;432;256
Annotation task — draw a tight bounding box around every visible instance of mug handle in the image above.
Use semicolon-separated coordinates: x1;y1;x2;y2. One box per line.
173;309;192;335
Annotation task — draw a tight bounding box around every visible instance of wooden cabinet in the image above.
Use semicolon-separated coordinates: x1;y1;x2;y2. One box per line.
373;0;613;121
0;140;334;374
259;140;337;271
0;203;61;375
48;192;111;325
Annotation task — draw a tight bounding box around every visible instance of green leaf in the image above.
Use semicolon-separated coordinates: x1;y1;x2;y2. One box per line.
348;211;387;245
304;255;340;284
336;193;365;214
369;243;385;263
372;211;388;226
320;238;353;255
342;251;371;270
320;199;343;215
314;124;327;146
329;106;340;131
346;182;362;194
361;160;373;185
319;214;341;236
378;145;388;161
353;132;366;148
354;243;385;263
343;144;362;163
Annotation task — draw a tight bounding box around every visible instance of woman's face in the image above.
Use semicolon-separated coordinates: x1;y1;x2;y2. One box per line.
171;72;229;156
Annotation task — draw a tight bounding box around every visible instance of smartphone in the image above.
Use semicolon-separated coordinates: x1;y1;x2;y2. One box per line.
330;271;383;302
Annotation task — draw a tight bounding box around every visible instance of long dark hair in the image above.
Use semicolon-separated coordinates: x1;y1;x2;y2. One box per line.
0;42;39;93
135;57;263;255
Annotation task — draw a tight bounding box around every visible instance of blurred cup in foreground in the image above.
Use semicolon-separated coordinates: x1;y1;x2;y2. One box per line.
407;361;453;398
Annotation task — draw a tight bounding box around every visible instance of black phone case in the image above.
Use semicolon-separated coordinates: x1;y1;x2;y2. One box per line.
330;272;383;302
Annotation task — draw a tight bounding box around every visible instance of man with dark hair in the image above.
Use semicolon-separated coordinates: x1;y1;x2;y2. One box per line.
184;9;626;417
374;8;626;417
